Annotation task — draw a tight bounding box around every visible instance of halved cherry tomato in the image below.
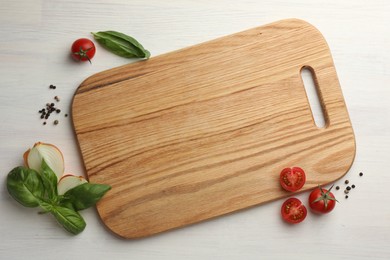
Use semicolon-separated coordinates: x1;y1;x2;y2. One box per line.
71;38;96;63
279;167;306;192
308;185;337;214
281;197;307;224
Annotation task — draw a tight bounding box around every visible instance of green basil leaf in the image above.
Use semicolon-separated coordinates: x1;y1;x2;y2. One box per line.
40;159;58;201
6;166;45;207
92;31;150;58
51;206;86;235
62;183;111;211
57;196;76;211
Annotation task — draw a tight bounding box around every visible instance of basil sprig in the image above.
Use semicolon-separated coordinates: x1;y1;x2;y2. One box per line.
92;31;150;59
6;161;111;235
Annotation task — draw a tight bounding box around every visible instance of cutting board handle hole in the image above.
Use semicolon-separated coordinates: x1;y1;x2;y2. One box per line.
301;66;326;128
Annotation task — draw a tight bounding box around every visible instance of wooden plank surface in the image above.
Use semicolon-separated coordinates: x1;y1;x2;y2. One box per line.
72;19;355;238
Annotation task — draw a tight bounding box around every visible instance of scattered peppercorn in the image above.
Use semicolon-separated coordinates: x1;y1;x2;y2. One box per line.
65;114;68;117
336;186;340;190
39;84;65;126
346;186;351;191
352;184;355;189
359;172;363;176
345;180;349;184
344;190;349;194
345;195;348;199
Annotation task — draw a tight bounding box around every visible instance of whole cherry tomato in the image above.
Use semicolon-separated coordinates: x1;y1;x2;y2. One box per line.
71;38;96;63
308;185;337;214
281;197;307;224
279;167;306;192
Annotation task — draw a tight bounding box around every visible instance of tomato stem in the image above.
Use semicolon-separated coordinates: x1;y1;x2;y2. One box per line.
73;47;93;64
311;185;338;210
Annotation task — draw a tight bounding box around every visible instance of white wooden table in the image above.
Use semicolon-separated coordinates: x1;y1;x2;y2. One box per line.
1;1;389;259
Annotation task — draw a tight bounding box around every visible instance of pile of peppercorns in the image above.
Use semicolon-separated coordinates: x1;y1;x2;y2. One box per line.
335;172;363;199
38;84;68;125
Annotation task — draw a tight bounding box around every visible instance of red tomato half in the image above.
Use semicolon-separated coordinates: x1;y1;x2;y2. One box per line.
71;38;96;63
308;185;337;214
279;167;306;192
281;198;307;224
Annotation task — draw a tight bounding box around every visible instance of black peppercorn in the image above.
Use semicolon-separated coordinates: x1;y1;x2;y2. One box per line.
359;172;363;176
346;186;351;191
352;184;355;189
345;180;349;184
336;186;340;190
54;120;59;125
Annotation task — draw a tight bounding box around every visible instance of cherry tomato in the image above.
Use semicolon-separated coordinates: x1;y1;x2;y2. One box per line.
71;38;96;63
308;185;337;214
281;197;307;224
279;167;306;192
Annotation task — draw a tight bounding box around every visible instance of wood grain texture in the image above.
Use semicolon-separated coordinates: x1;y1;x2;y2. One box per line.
72;19;355;238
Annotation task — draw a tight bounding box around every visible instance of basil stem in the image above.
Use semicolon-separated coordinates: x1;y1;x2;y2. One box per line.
61;183;111;211
6;166;44;207
92;31;150;59
51;206;86;235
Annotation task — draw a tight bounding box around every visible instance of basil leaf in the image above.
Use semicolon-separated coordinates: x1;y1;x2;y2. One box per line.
40;159;58;201
62;183;111;211
57;197;76;211
92;31;150;58
51;206;86;235
7;166;45;207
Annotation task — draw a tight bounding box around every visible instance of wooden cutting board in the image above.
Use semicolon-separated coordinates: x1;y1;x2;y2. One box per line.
72;19;355;239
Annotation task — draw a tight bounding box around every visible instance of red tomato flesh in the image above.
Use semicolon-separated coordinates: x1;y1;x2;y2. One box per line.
281;197;307;224
280;167;306;192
